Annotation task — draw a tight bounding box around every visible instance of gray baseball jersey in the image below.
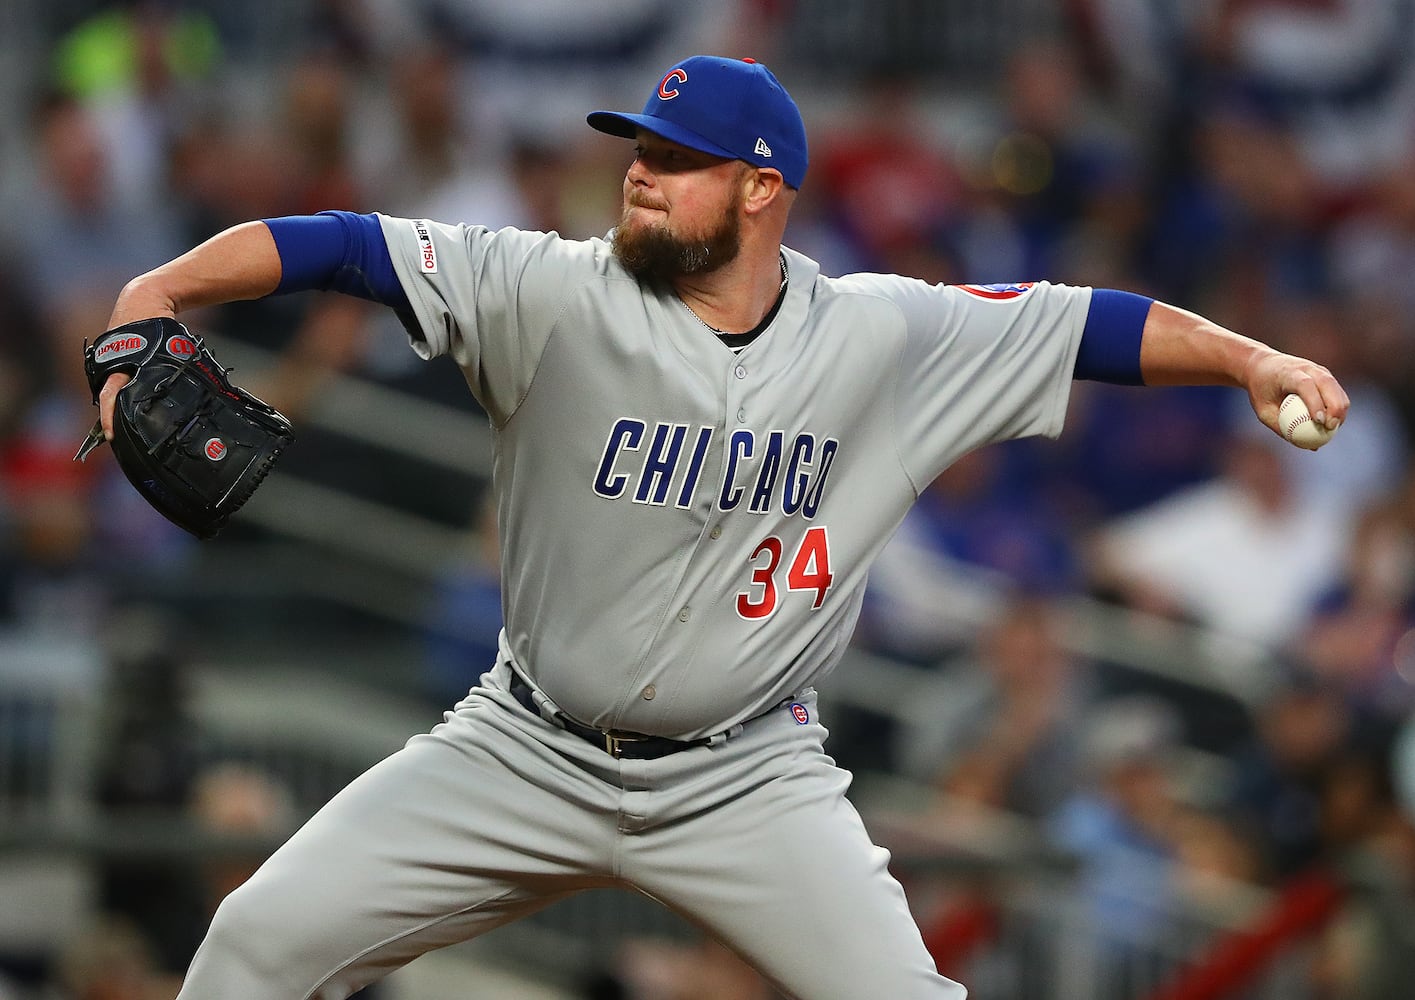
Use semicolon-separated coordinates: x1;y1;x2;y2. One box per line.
379;216;1088;739
177;220;1090;1000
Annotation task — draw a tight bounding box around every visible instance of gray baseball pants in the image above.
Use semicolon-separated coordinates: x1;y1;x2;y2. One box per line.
175;662;966;999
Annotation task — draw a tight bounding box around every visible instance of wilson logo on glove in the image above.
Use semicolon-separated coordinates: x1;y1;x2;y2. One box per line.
94;335;148;362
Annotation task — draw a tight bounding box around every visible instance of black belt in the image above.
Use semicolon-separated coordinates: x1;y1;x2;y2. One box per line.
507;669;714;760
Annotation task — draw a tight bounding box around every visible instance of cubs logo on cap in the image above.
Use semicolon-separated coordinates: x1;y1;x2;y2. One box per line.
587;55;808;189
658;67;687;100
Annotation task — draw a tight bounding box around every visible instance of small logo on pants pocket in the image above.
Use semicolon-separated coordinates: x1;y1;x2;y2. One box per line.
790;703;809;725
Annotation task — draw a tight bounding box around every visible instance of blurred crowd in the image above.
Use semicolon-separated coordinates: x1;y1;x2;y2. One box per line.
6;1;1415;998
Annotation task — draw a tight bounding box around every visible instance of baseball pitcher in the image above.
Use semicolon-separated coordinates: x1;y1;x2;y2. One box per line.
89;55;1348;999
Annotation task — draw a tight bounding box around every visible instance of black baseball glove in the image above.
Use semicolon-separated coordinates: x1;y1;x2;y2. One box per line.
74;317;294;539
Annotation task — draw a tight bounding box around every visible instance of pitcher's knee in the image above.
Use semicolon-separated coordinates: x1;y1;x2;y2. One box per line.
193;882;287;983
182;876;344;998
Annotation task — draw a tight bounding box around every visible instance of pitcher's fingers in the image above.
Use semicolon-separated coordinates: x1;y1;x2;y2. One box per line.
1303;371;1349;430
99;372;131;439
1287;366;1347;431
1316;373;1350;429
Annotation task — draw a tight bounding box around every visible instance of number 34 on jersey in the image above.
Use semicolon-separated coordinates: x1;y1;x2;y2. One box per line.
737;525;833;620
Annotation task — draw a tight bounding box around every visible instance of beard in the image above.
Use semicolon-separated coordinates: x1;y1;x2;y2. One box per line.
612;192;743;282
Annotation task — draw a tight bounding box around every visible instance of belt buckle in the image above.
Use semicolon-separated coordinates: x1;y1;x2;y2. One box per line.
603;731;642;758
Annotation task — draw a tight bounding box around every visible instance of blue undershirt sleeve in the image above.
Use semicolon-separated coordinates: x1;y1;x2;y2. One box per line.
263;211;411;312
1073;288;1151;385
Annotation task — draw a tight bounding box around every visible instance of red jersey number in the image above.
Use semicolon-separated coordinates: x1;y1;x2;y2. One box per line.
735;526;834;620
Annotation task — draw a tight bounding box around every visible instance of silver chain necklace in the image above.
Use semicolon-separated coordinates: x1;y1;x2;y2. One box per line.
685;254;789;336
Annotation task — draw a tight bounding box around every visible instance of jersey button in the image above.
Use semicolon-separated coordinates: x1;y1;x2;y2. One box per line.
678;606;691;622
710;526;722;539
737;407;747;422
642;685;657;700
733;364;747;379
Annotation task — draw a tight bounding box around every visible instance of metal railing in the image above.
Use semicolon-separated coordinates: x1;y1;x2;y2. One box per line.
0;633;103;830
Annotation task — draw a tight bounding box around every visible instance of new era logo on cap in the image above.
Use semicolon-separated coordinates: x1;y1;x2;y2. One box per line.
587;55;808;188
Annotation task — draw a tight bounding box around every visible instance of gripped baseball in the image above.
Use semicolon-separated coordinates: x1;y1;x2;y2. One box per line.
1279;393;1336;451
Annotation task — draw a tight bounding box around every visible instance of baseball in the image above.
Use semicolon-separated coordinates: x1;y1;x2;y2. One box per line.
1279;393;1337;450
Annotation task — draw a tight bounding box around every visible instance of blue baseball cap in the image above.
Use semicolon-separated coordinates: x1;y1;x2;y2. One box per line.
588;55;808;189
